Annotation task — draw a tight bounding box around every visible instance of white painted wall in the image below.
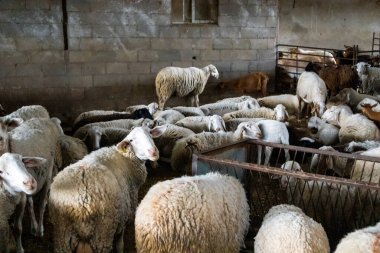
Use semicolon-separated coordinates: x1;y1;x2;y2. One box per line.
278;0;380;51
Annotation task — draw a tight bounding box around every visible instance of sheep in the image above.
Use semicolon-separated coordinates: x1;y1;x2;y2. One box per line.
58;135;89;169
0;117;63;238
310;146;352;177
296;71;328;118
0;153;45;253
175;115;226;133
321;105;353;127
72;108;153;133
216;95;256;103
153;124;195;159
135;172;250;253
257;94;299;115
334;222;380;253
351;146;380;184
153;109;185;125
289;47;337;65
356;98;380;112
328;88;380;110
254;204;330;253
48;125;167;253
223;104;289;122
305;62;360;97
345;140;380;152
155;64;219;109
73;118;154;143
1;105;49;122
225;117;267;132
170;106;206;117
307;116;339;146
171;121;262;174
254;119;290;166
355;62;380;94
125;102;159;115
360;102;380;126
79;126;132;151
199;99;260;116
216;71;269;97
338;114;380;144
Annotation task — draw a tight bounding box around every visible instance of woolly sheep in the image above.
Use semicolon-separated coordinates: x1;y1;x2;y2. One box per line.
135;172;250;253
0;153;45;253
334;222;380;253
321;105;353;127
155;64;219;109
199;99;260;116
338;114;380;144
351;146;380;183
224;118;267;132
296;71;328;118
355;62;380;94
307;116;339;146
223;104;289;122
125;102;159;115
356;98;380;112
175;115;226;133
345;140;380;152
153;124;195;159
0;117;62;237
216;95;256;103
310;146;352;177
153;109;185;125
170;106;206;117
58;135;89;169
1;105;49;122
328;88;380;110
254;204;330;253
80;126;131;151
258;94;299;115
48;125;167;253
72;108;153;133
171;122;262;173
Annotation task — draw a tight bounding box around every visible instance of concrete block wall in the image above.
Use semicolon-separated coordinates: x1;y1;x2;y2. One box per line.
0;0;278;126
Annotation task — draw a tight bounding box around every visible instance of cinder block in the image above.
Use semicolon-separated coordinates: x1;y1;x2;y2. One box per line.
232;39;251;50
257;48;276;60
220;50;256;61
106;62;128;74
66;63;82;76
80;38;105;50
91;50;117;62
200;27;220;38
179;49;200;61
68;75;93;88
21;24;51;37
69;51;92;63
42;63;66;76
0;38;16;51
136;25;159;37
129;62;151;74
114;50;138;62
116;38;150;50
93;74;138;87
0;51;29;64
138;50;159;62
0;64;16;77
42;76;68;87
231;61;250;72
67;2;91;12
158;50;180;61
151;62;172;73
192;39;213;50
201;50;220;61
246;17;267;28
213;39;233;50
0;1;26;10
69;87;85;100
159;27;179;38
68;24;92;38
114;25;138;37
83;63;106;75
220;27;240;39
179;26;201;38
250;38;269;49
16;64;42;77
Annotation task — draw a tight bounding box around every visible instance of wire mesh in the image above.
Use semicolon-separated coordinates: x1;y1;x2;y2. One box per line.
193;139;380;251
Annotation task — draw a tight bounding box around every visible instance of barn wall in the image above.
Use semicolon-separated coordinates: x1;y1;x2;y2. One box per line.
278;0;380;50
0;0;278;126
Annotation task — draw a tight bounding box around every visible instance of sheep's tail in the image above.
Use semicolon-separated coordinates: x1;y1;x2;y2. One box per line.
76;241;93;253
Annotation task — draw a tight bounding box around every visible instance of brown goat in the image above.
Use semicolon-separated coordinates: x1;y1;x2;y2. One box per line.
360;103;380;126
217;72;269;97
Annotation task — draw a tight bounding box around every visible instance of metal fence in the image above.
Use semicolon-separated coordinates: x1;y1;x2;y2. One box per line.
192;139;380;251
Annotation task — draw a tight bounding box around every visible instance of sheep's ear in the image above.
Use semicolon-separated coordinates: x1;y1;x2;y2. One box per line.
116;140;130;153
371;103;378;108
150;125;167;138
22;157;47;168
5;117;23;131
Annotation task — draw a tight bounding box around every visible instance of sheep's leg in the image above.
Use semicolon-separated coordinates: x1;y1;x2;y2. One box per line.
27;196;38;236
114;228;125;253
14;193;26;253
257;145;262;165
189;95;200;107
264;147;273;166
35;181;51;237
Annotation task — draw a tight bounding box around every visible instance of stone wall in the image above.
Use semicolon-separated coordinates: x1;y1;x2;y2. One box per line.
0;0;278;126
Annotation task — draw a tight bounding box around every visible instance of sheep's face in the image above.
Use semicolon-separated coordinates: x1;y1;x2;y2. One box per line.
274;104;289;122
208;115;226;133
209;65;219;79
307;116;320;133
0;153;45;195
117;126;167;161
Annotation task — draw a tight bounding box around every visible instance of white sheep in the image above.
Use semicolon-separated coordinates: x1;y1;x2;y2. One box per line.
224;117;267;132
1;105;50;122
216;95;255;103
328;88;380;110
48;125;167;253
153;109;185;125
135;172;250;253
155;64;219;109
200;99;260;116
257;94;300;115
171;121;262;173
175;114;226;133
78;126;131;151
310;146;352;177
356;62;380;94
351;146;380;184
254;204;330;253
296;71;328;118
334;222;380;253
321;105;353;127
58;134;89;169
254;119;290;166
345;140;380;152
0;153;44;253
307;116;339;146
338;114;380;144
0;117;62;238
153;124;195;160
223;104;289;122
125;102;159;115
170;106;206;116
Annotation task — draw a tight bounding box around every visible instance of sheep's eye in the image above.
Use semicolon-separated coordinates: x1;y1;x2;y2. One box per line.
129;139;133;143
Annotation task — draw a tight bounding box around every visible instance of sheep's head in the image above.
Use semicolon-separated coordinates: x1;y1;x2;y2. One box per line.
208;115;226;133
273;104;289;122
342;45;354;58
307;116;321;133
208;64;219;79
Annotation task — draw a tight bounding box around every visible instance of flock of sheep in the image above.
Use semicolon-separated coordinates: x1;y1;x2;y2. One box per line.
0;55;380;253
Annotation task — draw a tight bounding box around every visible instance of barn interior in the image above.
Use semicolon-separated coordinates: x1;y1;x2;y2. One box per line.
0;0;380;252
